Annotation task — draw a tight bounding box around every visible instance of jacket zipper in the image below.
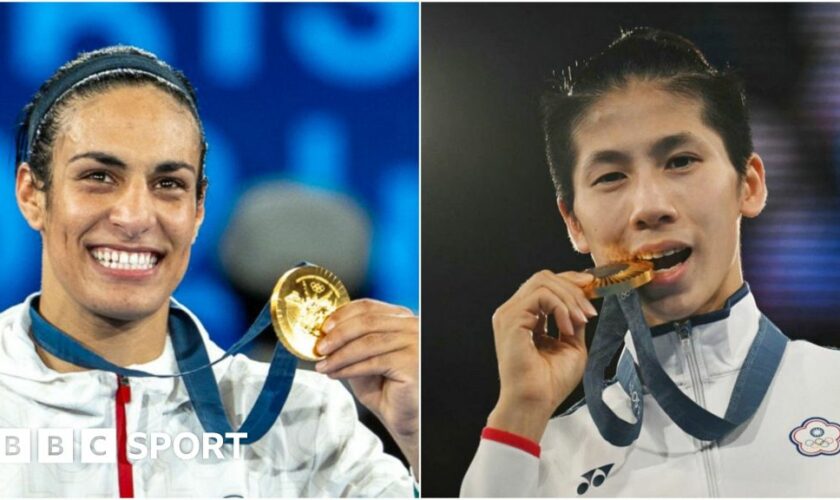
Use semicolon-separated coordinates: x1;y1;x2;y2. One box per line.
676;321;719;498
116;375;135;498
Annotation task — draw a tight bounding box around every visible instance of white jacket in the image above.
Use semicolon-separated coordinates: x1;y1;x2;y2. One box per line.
0;294;414;497
462;286;840;497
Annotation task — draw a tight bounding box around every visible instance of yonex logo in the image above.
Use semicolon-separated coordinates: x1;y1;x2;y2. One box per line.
577;463;614;495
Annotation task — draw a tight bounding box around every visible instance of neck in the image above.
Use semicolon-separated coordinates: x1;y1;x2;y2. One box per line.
642;250;746;327
34;293;169;373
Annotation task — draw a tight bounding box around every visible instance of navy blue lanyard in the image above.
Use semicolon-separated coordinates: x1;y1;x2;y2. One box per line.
29;297;297;444
584;289;788;446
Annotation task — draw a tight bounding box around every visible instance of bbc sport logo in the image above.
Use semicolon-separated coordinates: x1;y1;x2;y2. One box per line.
0;429;247;463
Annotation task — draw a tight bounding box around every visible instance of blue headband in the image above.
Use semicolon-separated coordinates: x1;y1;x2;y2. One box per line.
24;52;197;162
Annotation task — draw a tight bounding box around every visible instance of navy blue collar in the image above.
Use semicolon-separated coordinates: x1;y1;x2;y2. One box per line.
649;282;751;337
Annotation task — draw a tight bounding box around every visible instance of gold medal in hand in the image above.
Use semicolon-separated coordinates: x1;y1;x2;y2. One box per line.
270;264;350;361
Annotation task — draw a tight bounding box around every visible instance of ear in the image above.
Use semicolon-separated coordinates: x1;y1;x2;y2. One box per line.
16;164;47;231
557;197;590;254
739;153;767;218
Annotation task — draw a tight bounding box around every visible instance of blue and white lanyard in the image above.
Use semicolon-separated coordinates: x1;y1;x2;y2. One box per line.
29;297;297;444
583;289;788;446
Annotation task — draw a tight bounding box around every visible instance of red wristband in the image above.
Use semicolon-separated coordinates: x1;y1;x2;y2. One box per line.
481;426;541;457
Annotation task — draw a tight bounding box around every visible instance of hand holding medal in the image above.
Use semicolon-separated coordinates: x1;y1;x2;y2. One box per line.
271;264;419;474
487;260;653;442
270;265;350;361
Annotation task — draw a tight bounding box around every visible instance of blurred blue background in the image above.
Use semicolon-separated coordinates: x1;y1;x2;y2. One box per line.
0;2;419;349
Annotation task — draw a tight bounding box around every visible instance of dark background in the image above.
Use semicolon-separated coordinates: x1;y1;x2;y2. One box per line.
422;3;840;496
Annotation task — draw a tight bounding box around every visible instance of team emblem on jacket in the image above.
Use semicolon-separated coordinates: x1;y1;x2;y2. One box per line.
576;463;614;495
789;417;840;457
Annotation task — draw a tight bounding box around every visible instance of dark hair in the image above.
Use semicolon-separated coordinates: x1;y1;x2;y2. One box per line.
541;27;753;212
14;45;208;200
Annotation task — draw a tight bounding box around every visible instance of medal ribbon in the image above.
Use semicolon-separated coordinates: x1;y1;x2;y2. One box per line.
29;297;297;444
583;289;788;446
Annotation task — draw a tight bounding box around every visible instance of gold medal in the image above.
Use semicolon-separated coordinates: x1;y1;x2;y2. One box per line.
270;264;350;361
582;260;654;299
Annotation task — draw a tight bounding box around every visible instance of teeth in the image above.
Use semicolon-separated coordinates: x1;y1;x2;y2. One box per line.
91;248;159;271
638;247;685;260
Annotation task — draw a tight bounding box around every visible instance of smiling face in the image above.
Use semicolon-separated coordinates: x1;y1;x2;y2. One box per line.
18;84;204;324
560;79;766;325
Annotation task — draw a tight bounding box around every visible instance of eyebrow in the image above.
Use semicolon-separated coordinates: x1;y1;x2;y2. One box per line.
68;151;197;174
582;150;631;171
581;132;699;172
69;151;125;167
648;132;697;159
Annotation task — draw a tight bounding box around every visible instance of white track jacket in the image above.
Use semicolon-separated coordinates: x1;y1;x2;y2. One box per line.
0;294;414;497
462;287;840;497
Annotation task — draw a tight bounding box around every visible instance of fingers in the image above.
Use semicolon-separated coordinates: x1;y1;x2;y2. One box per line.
315;331;414;375
495;270;597;340
519;270;598;318
535;312;548;337
317;299;416;356
560;270;598;287
319;348;416;382
534;287;576;337
558;272;599;318
325;298;413;326
314;298;418;381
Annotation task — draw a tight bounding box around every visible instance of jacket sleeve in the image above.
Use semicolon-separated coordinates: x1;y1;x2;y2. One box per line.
307;377;415;497
460;438;540;497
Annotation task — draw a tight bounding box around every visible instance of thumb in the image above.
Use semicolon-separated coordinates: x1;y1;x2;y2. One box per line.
559;271;595;287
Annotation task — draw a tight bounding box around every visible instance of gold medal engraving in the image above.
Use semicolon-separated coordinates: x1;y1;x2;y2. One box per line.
270;265;350;361
582;260;654;299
